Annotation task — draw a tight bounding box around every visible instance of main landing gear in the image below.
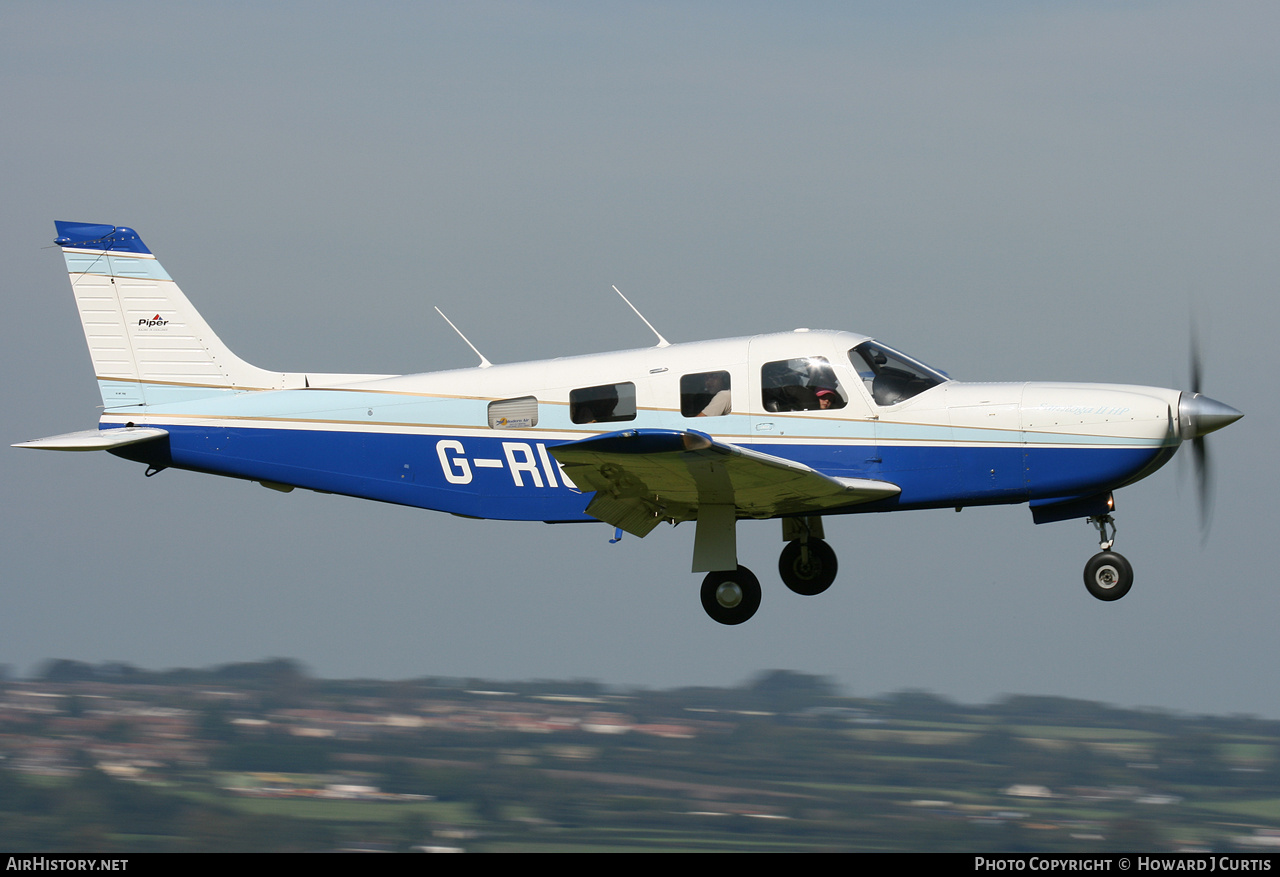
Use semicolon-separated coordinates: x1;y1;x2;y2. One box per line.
1083;513;1133;601
699;516;839;624
778;538;838;596
700;567;762;625
777;515;837;596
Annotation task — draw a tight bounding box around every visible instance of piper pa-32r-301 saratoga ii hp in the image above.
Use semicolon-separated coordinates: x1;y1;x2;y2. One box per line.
18;221;1243;624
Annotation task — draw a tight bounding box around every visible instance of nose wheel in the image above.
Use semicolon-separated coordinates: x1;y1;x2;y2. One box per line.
700;567;762;625
1084;514;1133;601
1084;551;1133;601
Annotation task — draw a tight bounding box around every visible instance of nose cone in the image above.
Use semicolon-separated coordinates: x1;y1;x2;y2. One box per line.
1178;393;1243;439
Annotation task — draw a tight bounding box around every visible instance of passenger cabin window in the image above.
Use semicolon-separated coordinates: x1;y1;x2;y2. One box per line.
488;395;538;429
760;357;846;412
849;341;947;406
570;382;637;424
681;370;732;417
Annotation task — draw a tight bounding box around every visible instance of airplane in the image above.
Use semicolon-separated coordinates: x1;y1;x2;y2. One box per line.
16;220;1243;625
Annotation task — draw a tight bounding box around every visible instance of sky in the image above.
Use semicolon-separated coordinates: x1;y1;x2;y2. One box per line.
3;2;1277;716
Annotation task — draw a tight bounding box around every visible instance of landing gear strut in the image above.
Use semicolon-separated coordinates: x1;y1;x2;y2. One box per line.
700;567;762;625
1084;513;1133;601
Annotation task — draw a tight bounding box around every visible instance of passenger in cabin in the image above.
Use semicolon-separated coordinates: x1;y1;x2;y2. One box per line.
697;372;732;417
576;397;612;423
572;389;618;423
761;358;845;412
815;388;843;410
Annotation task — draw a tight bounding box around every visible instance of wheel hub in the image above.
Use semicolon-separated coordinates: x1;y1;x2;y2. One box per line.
794;558;819;578
715;582;743;608
1094;565;1120;589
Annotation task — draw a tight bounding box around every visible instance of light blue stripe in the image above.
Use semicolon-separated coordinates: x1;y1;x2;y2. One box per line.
63;251;173;282
97;382;246;408
110;383;1171;450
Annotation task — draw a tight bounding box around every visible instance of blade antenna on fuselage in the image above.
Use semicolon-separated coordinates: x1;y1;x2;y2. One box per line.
612;285;671;348
434;307;492;368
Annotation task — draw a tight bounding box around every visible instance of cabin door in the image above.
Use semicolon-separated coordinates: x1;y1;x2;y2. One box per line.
746;339;882;481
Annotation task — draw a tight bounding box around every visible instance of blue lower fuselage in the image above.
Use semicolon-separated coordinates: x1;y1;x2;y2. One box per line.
109;422;1175;523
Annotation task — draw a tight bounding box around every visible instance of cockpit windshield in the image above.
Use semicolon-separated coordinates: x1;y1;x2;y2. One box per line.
849;341;949;406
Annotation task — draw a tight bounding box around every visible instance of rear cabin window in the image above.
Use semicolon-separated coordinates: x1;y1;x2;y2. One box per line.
681;370;732;417
570;382;637;424
761;357;846;412
487;396;538;429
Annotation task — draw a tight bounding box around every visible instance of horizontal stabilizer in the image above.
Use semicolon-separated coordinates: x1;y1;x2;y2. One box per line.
552;428;899;536
13;427;169;452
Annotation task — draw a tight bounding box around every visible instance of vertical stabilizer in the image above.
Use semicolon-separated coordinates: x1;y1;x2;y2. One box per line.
54;221;291;408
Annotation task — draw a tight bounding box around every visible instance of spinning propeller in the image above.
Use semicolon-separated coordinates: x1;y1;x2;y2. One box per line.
1178;328;1243;533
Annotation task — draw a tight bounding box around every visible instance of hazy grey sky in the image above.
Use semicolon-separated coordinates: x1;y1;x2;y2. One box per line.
3;2;1276;716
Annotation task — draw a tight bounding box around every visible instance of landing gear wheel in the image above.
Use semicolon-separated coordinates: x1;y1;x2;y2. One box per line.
700;566;762;625
1084;551;1133;602
778;539;838;596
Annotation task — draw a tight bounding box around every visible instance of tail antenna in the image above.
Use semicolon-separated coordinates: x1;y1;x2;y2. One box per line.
434;307;492;368
612;285;671;348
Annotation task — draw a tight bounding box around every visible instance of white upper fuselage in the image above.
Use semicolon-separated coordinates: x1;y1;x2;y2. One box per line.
100;327;1180;446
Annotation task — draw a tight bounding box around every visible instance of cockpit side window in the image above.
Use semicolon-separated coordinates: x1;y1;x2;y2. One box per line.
570;382;636;424
849;342;947;406
760;357;846;412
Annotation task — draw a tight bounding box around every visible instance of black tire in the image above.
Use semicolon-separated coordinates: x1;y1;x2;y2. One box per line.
700;567;762;625
1084;551;1133;601
778;539;838;596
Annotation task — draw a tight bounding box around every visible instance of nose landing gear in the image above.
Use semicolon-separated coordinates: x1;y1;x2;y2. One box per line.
1084;514;1133;601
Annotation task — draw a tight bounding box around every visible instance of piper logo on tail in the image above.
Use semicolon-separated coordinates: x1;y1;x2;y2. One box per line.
138;314;168;329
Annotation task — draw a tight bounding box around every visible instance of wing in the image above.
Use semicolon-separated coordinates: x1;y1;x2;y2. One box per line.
12;427;169;451
550;428;899;537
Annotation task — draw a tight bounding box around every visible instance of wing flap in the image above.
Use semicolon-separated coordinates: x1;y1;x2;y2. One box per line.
12;427;169;452
552;428;899;536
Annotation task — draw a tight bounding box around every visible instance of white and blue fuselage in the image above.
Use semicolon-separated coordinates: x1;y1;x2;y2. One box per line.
19;221;1239;623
